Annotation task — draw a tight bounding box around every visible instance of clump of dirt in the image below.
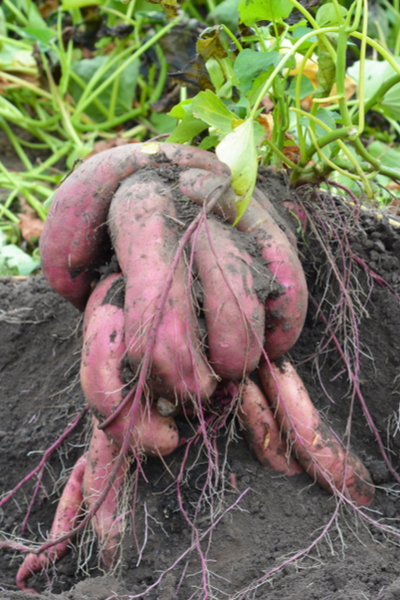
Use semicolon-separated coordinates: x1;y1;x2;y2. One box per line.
2;173;400;600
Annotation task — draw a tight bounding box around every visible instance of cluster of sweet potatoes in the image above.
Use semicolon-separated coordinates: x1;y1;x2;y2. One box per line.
16;143;374;591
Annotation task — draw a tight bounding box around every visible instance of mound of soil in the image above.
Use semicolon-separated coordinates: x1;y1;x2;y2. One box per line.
1;173;400;600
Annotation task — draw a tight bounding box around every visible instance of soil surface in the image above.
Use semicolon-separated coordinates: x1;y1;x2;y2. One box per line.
2;169;400;600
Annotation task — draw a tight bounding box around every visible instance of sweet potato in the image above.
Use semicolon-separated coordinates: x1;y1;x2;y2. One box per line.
192;216;265;380
40;143;230;311
16;454;86;592
82;417;128;567
81;274;180;456
239;378;303;475
253;187;297;249
178;169;308;358
259;359;375;506
108;171;216;403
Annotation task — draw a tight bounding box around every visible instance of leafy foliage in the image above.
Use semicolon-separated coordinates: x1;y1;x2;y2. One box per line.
2;0;400;260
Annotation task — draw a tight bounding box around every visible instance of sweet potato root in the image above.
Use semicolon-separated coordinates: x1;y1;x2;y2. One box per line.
239;378;303;475
82;417;129;568
259;359;375;506
178;168;308;358
108;171;216;403
16;454;86;593
40;143;230;311
81;274;180;456
192;216;265;380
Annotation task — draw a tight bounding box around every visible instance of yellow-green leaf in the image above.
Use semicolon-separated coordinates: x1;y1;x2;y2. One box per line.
216;118;258;198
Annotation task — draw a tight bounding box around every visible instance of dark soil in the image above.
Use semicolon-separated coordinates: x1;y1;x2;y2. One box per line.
2;171;400;600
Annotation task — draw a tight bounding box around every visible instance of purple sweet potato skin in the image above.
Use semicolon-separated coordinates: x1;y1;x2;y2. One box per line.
16;454;86;593
259;359;375;507
108;171;217;403
239;378;302;475
192;216;264;380
41;143;230;311
178;168;308;359
82;417;128;568
81;274;180;456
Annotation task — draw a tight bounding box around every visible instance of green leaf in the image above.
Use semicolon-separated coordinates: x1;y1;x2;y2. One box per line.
18;0;47;28
168;98;193;120
368;141;400;176
347;58;400;121
233;49;281;94
207;0;240;32
315;106;336;138
315;3;347;27
199;134;219;149
167;116;208;143
206;58;225;91
69;55;139;122
292;25;316;42
17;27;56;52
381;84;400;121
216;118;258;198
167;99;208;143
238;0;294;26
191;90;238;135
0;244;39;276
150;112;176;135
253;120;266;147
286;75;314;100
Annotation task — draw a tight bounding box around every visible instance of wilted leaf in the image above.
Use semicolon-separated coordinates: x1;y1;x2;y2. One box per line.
169;55;215;94
314;49;336;99
197;27;227;61
283;144;301;164
158;19;204;71
18;214;45;241
257;112;274;137
38;0;59;18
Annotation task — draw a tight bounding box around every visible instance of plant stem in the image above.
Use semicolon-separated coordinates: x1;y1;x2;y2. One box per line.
72;17;182;124
250;26;338;121
263;138;298;170
0;73;53;100
3;0;29;26
356;0;368;135
222;24;243;52
75;107;144;132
